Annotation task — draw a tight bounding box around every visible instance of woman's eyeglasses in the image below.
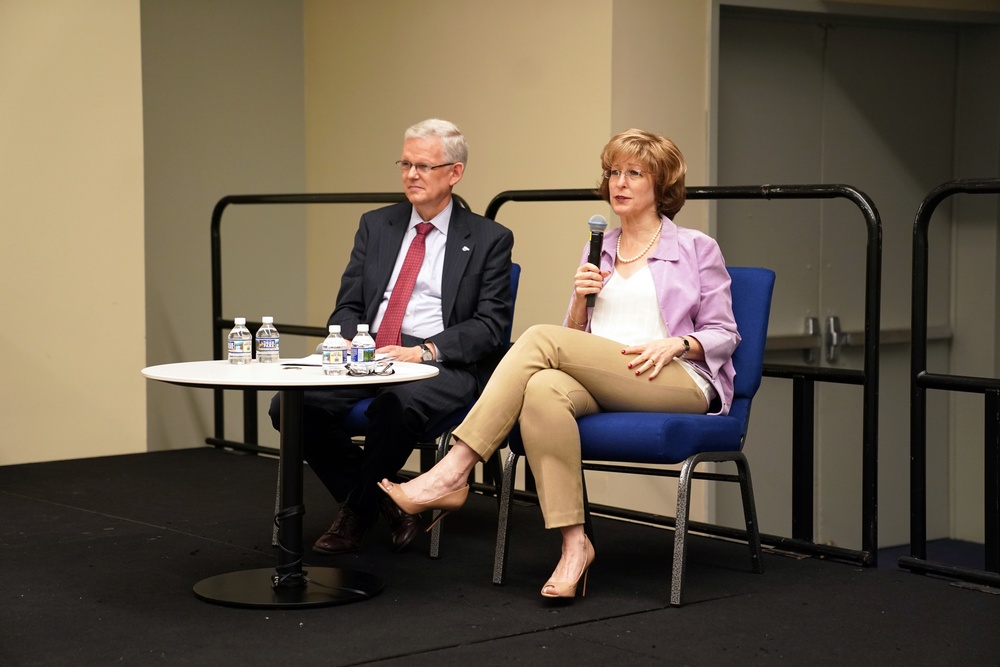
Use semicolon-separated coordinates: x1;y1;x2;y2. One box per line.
602;168;646;182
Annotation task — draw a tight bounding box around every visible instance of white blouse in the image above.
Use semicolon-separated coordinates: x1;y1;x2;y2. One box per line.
590;266;715;402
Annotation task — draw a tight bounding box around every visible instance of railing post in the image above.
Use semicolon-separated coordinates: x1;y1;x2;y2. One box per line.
791;374;815;542
986;388;999;572
904;178;1000;585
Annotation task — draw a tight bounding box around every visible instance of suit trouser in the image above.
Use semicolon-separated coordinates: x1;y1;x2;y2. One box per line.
268;334;477;525
452;324;707;529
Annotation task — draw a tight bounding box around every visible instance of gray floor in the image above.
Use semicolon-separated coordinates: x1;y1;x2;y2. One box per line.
2;447;998;666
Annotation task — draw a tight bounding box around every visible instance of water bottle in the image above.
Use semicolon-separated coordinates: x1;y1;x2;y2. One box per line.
350;323;376;372
256;316;280;363
227;317;252;365
321;325;348;376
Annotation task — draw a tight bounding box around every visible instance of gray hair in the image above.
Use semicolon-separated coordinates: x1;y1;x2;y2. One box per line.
404;118;468;165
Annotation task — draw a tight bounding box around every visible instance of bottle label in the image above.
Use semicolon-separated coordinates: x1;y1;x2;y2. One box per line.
351;347;375;363
228;340;252;354
323;348;346;365
257;337;279;352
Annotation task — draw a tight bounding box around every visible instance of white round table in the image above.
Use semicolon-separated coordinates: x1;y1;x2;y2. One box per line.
142;359;438;609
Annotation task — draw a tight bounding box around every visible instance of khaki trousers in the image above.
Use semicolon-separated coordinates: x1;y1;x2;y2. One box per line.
452;324;707;528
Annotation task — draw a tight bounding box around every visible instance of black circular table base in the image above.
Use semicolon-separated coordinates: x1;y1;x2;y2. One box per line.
192;567;384;609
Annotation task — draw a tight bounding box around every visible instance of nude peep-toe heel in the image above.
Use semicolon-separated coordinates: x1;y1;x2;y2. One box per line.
377;481;469;532
541;537;596;599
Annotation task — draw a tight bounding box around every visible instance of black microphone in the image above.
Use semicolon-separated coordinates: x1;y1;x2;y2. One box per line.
586;214;608;307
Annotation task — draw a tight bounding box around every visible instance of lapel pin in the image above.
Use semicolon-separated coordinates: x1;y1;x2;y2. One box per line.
462;246;470;252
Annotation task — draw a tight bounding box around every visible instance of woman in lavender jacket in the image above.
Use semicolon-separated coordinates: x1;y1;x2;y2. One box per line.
381;129;740;601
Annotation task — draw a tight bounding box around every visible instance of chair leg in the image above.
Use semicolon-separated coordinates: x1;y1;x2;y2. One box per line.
428;428;507;560
734;452;764;574
671;451;763;606
493;450;520;585
670;455;699;607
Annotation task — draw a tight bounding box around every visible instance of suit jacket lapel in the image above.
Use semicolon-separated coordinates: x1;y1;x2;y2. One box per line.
441;203;472;325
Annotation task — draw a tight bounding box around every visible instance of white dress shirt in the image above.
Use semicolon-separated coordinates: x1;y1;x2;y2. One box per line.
372;200;450;340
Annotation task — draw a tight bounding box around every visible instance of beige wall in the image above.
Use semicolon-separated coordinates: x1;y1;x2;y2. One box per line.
0;1;146;465
302;0;712;340
304;0;615;336
141;0;307;451
2;1;309;464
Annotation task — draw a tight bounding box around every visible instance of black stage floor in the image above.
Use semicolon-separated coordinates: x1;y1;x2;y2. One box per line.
2;447;998;666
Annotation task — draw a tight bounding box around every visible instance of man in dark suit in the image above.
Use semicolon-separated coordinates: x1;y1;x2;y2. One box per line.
270;119;514;554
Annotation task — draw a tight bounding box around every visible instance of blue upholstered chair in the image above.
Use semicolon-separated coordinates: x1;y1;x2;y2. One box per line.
341;262;521;557
492;266;775;605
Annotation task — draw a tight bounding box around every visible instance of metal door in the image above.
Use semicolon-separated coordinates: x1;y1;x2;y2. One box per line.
715;9;957;550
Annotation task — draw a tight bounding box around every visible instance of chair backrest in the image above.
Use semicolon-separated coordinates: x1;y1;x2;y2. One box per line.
724;266;776;434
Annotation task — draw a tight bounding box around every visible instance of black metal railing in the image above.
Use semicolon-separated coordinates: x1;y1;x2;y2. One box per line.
208;185;882;567
485;185;882;567
901;178;1000;587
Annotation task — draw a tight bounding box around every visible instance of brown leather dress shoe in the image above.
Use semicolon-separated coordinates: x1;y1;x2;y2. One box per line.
312;506;369;555
380;497;421;553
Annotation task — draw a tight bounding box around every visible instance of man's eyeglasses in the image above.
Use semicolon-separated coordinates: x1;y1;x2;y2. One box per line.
603;168;647;182
345;360;395;377
396;160;456;174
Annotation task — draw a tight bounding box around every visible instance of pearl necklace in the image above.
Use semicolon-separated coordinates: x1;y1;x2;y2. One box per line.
616;223;662;263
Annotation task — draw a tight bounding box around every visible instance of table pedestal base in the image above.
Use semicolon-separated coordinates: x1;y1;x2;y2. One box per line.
193;567;384;609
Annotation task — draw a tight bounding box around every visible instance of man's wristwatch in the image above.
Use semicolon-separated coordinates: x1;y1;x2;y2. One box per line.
420;343;434;363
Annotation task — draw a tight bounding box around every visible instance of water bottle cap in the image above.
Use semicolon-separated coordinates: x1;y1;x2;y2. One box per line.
358;324;369;332
234;317;246;325
329;325;341;333
262;316;273;323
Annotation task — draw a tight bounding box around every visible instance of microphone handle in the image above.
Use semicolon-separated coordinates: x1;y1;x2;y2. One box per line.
586;232;603;308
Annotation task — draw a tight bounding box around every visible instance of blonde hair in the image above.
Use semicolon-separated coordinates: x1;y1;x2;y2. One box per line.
597;128;687;219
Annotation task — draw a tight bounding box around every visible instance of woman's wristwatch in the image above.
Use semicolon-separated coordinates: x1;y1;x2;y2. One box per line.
680;337;690;358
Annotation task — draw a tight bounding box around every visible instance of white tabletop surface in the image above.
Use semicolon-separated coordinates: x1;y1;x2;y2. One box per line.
141;357;438;390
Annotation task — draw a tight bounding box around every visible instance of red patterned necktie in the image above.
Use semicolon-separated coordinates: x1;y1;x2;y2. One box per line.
375;222;434;348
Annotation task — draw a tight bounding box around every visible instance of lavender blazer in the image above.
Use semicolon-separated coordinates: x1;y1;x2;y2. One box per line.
568;216;740;415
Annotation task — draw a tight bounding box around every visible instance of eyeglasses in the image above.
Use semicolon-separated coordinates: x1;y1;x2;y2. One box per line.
396;160;456;174
345;360;395;377
603;168;647;182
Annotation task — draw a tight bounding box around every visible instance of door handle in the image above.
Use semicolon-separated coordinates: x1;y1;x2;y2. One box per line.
825;315;852;363
804;316;819;364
